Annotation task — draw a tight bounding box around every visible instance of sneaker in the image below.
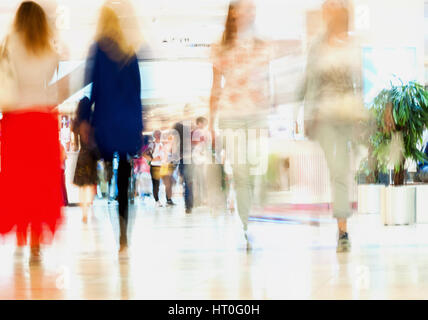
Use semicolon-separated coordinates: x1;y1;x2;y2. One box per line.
166;199;176;206
244;231;253;251
156;201;163;208
336;232;351;253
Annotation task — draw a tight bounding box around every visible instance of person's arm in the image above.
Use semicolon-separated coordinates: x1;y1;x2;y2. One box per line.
298;39;321;137
209;66;222;130
131;55;143;132
85;44;98;108
78;45;98;144
44;51;69;110
209;44;223;132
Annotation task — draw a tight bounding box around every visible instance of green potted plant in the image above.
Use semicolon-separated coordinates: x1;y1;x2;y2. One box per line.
370;81;428;224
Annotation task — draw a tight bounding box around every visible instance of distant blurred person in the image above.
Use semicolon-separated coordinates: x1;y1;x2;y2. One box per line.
300;0;366;252
162;132;177;206
134;150;151;198
72;97;99;223
80;3;144;253
0;1;64;263
148;130;173;207
192;116;209;207
210;0;271;248
173;121;194;214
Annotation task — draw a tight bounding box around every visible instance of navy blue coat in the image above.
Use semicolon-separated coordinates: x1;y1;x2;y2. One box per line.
84;38;143;161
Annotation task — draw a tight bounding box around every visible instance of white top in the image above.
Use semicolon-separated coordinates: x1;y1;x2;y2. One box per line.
211;39;271;121
302;36;365;122
150;142;164;166
6;32;59;110
192;128;210;165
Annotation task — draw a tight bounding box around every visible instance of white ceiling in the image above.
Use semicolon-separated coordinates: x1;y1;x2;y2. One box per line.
0;0;324;59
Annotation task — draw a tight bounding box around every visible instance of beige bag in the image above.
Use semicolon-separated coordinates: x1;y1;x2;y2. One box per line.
317;93;370;122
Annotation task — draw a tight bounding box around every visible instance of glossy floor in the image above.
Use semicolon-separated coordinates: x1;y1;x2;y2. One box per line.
1;199;428;300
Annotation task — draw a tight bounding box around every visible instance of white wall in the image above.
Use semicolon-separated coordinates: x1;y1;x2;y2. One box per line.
355;0;425;83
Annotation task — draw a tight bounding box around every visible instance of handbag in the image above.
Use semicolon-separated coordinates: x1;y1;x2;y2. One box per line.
160;163;172;178
0;37;18;108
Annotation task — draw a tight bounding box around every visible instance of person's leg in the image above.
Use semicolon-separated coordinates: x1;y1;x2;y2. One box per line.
16;224;27;247
333;136;352;251
79;187;88;223
29;224;42;262
87;185;96;220
163;174;173;203
231;163;252;233
201;164;208;205
104;161;113;201
205;163;226;212
79;186;94;223
150;166;160;203
330;127;352;233
317;123;352;250
61;169;68;206
337;218;347;234
182;163;193;213
196;165;205;207
192;165;200;207
222;119;253;239
117;156;131;250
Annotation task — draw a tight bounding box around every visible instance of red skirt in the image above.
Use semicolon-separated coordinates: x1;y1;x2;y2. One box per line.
0;110;63;241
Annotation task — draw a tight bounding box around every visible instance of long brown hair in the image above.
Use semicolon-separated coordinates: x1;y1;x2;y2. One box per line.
13;1;53;55
221;0;257;49
221;3;238;48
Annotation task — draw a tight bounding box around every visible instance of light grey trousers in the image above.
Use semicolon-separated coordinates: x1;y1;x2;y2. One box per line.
218;117;267;231
315;122;353;219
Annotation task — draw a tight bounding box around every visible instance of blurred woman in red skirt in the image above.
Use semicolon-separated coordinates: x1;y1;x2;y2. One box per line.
0;2;63;263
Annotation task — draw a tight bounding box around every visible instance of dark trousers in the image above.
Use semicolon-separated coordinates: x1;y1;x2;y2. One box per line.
179;162;193;210
117;156;131;245
150;166;160;202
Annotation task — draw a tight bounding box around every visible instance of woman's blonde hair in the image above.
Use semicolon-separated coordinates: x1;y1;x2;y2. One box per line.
95;4;137;62
13;1;53;55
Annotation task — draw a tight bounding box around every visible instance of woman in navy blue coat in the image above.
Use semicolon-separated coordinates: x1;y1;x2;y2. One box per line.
81;4;143;252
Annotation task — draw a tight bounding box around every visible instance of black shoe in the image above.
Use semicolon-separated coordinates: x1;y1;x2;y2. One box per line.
337;232;351;253
166;199;176;206
244;231;253;251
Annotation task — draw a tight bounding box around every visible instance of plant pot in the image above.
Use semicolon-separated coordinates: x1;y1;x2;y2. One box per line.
357;184;385;214
381;186;416;225
416;185;428;223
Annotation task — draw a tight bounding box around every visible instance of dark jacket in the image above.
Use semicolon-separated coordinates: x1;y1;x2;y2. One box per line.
83;37;143;161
